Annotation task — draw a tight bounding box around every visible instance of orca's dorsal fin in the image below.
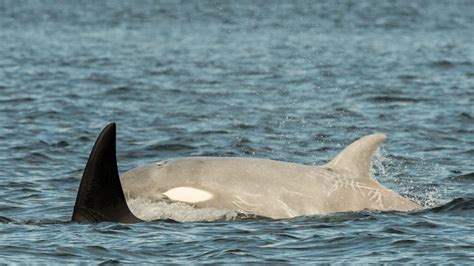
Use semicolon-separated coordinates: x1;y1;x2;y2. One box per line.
323;134;386;181
72;123;142;223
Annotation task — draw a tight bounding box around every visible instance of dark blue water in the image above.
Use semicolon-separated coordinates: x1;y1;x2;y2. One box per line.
1;0;473;263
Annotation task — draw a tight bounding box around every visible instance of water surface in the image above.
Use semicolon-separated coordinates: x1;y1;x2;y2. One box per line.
0;0;473;263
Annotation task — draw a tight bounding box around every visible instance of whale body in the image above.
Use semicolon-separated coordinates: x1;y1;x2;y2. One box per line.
72;123;419;223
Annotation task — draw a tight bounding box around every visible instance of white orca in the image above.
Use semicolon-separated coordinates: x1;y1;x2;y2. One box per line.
72;123;419;223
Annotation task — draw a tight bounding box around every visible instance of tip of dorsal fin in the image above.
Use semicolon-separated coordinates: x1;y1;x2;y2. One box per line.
72;123;142;223
323;134;386;181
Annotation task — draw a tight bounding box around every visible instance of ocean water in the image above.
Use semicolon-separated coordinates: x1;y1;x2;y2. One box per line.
1;0;473;263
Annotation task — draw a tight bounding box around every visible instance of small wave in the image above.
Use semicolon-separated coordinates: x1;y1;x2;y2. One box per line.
99;259;121;265
233;123;257;130
369;96;427;104
430;60;455;69
145;143;195;152
312;211;376;223
430;198;474;214
0;216;14;224
234;137;257;155
459;112;474;123
392;239;417;247
398;74;418;80
0;218;69;225
18;152;52;163
87;73;114;85
199;130;229;134
32;140;70;148
446;172;474;183
52;140;70;148
107;86;133;94
0;97;35;104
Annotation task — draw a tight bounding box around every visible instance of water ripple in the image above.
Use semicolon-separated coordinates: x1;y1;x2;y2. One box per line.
0;0;473;263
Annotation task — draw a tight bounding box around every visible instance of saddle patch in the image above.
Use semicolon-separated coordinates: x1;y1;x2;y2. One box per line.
163;187;213;204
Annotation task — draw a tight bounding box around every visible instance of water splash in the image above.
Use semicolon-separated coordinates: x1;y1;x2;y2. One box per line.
372;147;389;177
127;197;251;222
372;147;443;208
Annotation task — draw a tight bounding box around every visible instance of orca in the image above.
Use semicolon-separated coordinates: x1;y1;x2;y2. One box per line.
72;123;142;223
72;123;419;223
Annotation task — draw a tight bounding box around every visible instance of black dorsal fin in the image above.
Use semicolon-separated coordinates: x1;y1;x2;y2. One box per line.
72;123;142;223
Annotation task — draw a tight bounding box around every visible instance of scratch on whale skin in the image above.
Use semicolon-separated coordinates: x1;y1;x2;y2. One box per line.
276;199;297;217
232;195;261;212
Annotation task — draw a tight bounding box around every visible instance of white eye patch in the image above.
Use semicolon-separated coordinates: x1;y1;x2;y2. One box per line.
163;187;213;204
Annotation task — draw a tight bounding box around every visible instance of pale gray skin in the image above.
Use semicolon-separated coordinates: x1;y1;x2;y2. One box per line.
120;134;420;219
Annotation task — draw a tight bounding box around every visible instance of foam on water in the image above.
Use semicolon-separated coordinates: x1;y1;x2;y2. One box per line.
127;197;249;222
